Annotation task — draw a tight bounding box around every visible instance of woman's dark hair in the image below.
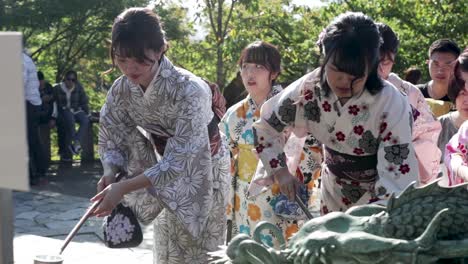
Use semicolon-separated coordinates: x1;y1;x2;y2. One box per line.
376;22;399;60
404;67;422;85
238;41;281;81
448;48;468;103
317;12;383;96
110;8;167;66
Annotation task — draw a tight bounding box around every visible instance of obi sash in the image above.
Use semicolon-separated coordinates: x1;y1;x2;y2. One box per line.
324;146;378;183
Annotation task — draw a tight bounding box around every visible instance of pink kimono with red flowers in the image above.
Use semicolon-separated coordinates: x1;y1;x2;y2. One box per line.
444;120;468;185
387;73;441;184
251;69;419;214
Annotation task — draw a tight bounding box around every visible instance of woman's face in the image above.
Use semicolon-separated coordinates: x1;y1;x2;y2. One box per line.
240;62;278;100
325;62;368;103
378;53;395;80
115;49;161;88
456;71;468;119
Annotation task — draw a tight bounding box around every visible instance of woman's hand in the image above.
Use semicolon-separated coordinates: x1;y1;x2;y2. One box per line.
273;168;300;201
90;182;125;217
97;173;116;193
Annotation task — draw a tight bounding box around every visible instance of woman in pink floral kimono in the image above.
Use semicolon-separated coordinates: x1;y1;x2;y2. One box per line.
90;8;230;264
443;48;468;185
250;12;419;214
376;22;441;185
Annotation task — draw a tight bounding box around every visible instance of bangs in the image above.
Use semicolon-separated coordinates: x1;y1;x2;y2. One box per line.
112;31;154;63
241;46;272;70
329;41;369;78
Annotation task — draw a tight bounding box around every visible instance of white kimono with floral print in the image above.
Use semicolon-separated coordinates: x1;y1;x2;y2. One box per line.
251;69;419;214
98;56;230;264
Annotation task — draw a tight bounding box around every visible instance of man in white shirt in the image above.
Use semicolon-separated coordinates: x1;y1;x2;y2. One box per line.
23;51;48;185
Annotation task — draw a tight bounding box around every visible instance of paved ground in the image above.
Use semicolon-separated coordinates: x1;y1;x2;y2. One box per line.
12;161;154;264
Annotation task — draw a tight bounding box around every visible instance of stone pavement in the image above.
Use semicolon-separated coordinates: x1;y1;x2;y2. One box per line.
12;161;154;264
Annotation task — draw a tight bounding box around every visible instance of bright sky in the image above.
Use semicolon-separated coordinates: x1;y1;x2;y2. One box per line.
152;0;328;40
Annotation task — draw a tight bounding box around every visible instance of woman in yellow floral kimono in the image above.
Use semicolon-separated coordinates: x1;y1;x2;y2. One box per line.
220;41;322;248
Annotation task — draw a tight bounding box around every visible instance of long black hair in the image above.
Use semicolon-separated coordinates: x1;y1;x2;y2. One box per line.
317;12;383;96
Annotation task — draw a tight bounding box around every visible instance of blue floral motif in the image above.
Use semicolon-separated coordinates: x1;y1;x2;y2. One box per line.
246;112;254;119
259;234;274;247
272;184;310;219
241;130;254;144
239;224;251;235
269;196;279;209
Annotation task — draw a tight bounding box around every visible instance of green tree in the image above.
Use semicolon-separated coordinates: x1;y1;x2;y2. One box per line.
330;0;468;79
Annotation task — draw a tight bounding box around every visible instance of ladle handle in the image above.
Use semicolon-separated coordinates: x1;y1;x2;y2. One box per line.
59;172;125;255
59;198;102;255
295;194;314;220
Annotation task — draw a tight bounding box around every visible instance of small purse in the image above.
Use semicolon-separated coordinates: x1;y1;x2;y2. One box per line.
102;172;143;248
102;202;143;248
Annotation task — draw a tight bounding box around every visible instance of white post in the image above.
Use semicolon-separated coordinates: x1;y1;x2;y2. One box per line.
0;189;14;264
0;32;30;264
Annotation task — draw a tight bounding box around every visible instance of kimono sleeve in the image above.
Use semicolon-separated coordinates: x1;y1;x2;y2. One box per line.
252;76;306;185
376;94;419;203
98;78;134;171
218;110;237;221
410;86;442;184
143;82;215;238
444;121;468;185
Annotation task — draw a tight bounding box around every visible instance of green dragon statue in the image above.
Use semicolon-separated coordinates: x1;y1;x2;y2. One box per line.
210;180;468;263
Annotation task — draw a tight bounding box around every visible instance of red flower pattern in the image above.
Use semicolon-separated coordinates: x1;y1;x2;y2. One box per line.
322;205;329;214
341;197;352;206
353;148;364;155
270;159;279;168
336;132;345;141
380;122;388;134
383;132;393;142
353;125;364;135
348;105;360;116
256;144;264;153
458;143;467;154
322;101;331;112
304;90;314;100
399;164;410;174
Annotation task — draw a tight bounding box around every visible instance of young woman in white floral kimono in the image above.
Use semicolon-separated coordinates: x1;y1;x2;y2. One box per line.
220;41;322;247
250;12;419;214
90;8;230;264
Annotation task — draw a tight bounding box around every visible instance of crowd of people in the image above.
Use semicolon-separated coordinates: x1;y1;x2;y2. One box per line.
22;6;466;264
22;54;89;185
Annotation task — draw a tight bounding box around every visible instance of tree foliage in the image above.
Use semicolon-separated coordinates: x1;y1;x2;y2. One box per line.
1;0;466;159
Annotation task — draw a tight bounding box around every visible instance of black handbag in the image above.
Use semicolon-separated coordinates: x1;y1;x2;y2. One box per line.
102;202;143;248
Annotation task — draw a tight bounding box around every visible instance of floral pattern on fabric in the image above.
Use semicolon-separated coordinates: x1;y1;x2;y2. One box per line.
444;121;468;185
98;56;230;264
384;144;410;165
219;85;322;247
251;68;419;214
387;73;441;184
